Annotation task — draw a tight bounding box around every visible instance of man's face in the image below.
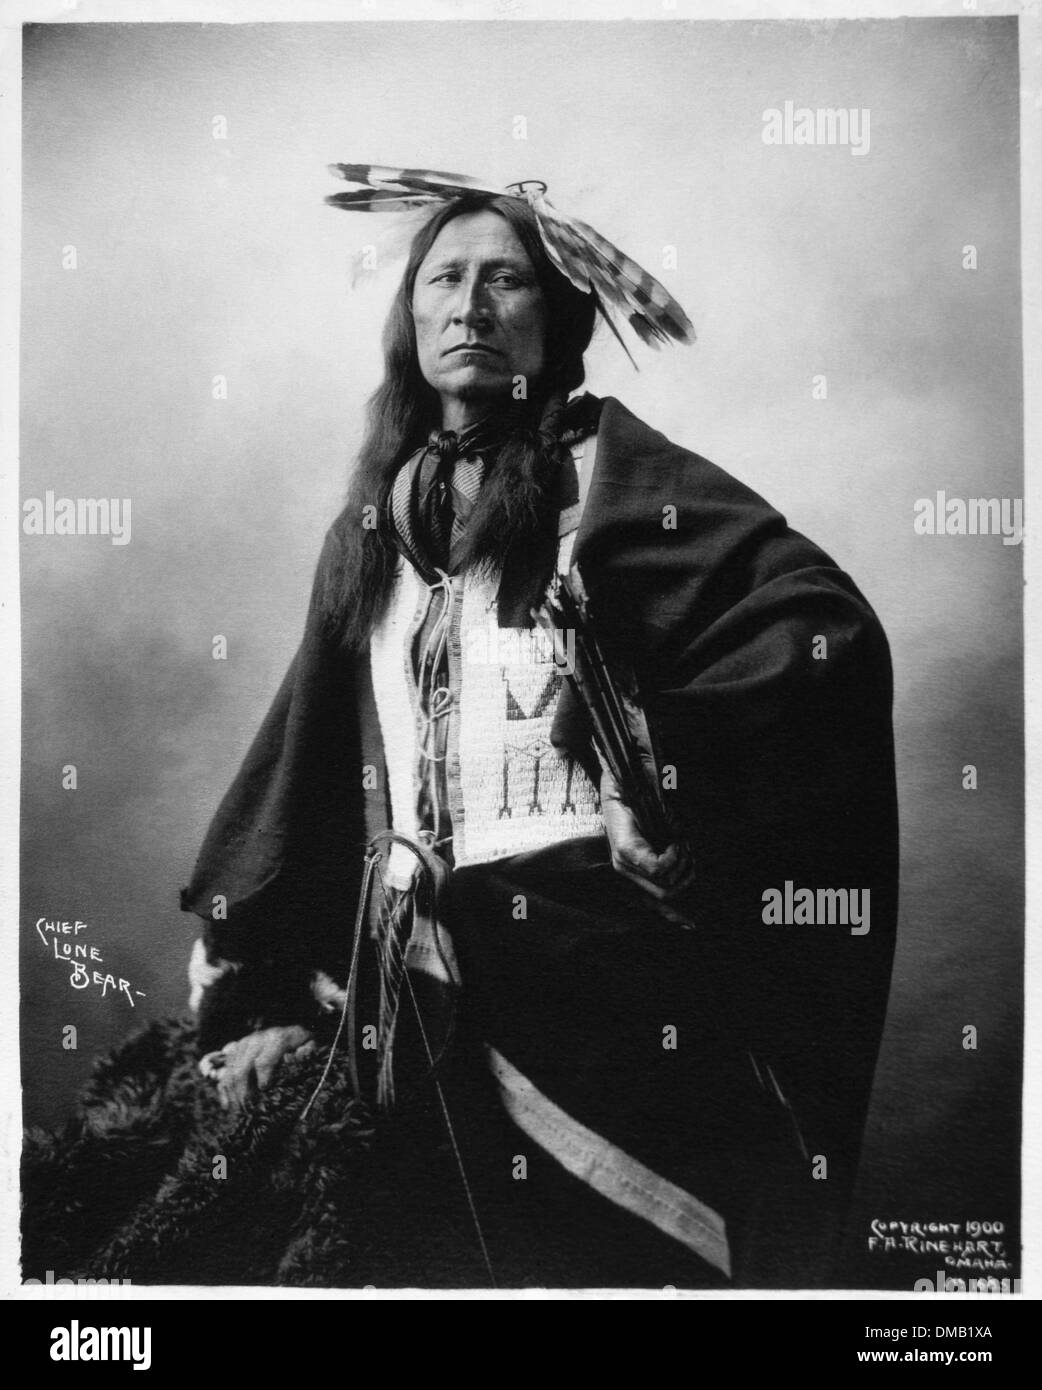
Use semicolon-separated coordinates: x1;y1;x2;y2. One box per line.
412;210;547;427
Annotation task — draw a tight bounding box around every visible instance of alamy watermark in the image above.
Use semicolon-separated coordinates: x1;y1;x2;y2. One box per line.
913;492;1022;546
762;881;870;935
22;491;132;545
913;1270;1021;1295
25;1271;132;1287
49;1320;150;1370
762;101;870;156
464;620;575;676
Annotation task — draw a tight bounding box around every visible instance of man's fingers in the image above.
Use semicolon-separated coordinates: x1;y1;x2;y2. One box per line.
602;787;693;888
608;826;672;880
622;840;674;880
668;850;698;893
612;858;678;902
612;839;694;888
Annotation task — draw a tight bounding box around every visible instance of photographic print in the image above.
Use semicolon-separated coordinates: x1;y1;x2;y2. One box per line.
9;6;1027;1301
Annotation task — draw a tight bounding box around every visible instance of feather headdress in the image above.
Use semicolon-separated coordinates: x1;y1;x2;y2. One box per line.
326;163;695;365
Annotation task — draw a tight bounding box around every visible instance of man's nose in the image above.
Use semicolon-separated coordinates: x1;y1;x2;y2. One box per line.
451;277;493;328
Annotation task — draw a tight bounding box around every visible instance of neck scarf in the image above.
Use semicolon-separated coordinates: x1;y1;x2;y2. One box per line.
385;394;602;620
418;416;518;572
387;408;525;580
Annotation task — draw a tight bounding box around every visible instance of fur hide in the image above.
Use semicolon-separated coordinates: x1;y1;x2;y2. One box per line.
21;1018;494;1288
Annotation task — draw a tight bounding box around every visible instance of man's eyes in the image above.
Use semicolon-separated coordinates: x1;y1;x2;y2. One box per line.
431;271;528;287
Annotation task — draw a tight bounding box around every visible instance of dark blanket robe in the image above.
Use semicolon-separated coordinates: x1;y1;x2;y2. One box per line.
179;394;899;1287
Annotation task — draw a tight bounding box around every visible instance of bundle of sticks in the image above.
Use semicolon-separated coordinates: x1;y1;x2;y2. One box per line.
534;565;674;854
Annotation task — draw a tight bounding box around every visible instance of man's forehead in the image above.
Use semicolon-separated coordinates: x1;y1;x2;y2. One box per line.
419;211;533;268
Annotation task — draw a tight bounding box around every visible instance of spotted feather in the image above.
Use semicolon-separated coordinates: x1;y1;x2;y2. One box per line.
326;163;695;359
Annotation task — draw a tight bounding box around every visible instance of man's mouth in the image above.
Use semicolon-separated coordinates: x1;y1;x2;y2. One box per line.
445;343;502;357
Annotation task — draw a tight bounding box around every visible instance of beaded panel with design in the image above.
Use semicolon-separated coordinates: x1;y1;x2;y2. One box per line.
452;576;601;866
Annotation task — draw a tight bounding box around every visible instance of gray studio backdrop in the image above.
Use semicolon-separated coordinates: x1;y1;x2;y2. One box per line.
20;19;1022;1287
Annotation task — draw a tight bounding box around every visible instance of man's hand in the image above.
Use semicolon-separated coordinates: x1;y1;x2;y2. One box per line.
600;770;696;925
198;1024;314;1111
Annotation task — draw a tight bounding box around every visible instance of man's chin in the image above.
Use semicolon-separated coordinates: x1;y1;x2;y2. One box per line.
439;365;515;403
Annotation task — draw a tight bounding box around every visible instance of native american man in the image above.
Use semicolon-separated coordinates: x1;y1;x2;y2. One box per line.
173;177;899;1288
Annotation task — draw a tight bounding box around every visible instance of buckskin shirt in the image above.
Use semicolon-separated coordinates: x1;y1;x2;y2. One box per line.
182;394;899;1286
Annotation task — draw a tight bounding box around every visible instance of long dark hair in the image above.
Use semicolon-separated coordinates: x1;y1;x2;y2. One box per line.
322;192;598;648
